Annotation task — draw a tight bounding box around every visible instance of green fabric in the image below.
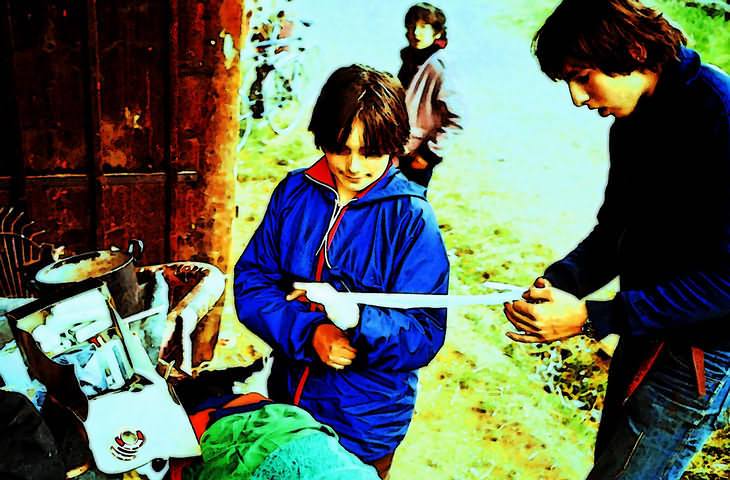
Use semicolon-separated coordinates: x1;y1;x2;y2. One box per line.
251;432;379;480
185;403;338;480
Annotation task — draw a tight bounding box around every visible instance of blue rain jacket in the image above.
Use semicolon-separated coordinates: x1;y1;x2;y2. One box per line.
543;47;730;347
234;157;449;461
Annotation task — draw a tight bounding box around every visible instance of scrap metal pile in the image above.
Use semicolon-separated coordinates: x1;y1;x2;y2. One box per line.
0;240;225;479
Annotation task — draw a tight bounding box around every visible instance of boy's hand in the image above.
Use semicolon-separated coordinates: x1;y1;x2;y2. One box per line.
410;153;430;170
312;324;357;369
289;282;360;330
503;278;588;343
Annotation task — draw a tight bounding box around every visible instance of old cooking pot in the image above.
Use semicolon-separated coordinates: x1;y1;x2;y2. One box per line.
34;240;144;317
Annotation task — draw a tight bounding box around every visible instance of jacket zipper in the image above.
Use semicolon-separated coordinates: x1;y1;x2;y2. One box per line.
293;177;355;405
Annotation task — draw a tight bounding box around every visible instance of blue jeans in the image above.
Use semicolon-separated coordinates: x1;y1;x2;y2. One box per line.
588;340;730;479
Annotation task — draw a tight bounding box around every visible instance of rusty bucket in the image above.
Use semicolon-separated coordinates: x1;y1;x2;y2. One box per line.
34;240;144;317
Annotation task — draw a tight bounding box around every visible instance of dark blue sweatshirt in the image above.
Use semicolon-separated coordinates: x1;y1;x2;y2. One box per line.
544;47;730;348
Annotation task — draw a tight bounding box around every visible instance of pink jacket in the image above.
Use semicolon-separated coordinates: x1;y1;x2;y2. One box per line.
403;50;462;163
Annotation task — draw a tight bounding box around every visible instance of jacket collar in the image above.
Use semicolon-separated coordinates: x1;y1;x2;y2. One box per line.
303;156;426;204
303;156;337;188
621;46;701;123
674;46;701;84
655;46;700;95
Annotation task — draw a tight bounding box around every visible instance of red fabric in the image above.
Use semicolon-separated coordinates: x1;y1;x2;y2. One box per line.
625;342;707;403
223;392;270;409
169;393;274;479
692;346;706;396
293;366;310;406
189;408;216;441
169;459;194;480
293;248;325;407
303;157;392;198
624;342;665;404
314;249;326;280
327;206;349;248
304;157;336;187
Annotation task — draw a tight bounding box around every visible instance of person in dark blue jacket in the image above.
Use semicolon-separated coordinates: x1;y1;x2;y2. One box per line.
234;64;449;479
503;0;730;478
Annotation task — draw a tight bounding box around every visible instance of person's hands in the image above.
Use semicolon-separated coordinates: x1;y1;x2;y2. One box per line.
503;277;588;343
410;153;430;170
288;282;360;330
311;324;357;370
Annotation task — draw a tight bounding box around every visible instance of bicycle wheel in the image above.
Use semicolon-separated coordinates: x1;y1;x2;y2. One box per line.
236;62;261;151
261;54;308;136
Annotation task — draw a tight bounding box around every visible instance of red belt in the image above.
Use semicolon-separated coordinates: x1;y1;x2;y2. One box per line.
624;341;705;404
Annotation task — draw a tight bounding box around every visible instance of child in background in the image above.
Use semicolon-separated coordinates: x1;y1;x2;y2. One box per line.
397;2;462;189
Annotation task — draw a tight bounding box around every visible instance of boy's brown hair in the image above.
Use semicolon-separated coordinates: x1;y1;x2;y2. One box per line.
308;64;409;157
533;0;687;80
405;2;447;37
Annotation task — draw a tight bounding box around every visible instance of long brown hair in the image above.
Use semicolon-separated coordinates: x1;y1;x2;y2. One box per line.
533;0;687;80
309;64;409;156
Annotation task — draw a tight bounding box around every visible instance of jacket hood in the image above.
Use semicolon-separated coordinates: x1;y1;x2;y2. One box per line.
653;47;701;99
675;46;701;84
302;156;426;205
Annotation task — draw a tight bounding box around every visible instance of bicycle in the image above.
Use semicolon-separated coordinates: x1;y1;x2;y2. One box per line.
237;3;315;151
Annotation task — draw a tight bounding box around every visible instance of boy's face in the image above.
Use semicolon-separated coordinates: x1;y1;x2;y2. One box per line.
324;118;390;199
409;20;441;50
562;63;656;118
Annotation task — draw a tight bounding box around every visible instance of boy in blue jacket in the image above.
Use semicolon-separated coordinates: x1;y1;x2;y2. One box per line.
234;64;449;479
504;0;730;478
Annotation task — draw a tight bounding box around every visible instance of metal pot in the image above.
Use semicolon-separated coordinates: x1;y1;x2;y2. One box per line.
34;240;145;317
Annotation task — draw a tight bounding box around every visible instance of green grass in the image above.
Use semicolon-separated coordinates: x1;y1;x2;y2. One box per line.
655;0;730;71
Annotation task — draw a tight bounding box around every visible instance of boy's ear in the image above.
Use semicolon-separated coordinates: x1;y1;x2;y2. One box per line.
628;43;647;63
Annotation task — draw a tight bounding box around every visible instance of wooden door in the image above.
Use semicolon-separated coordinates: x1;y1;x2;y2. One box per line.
1;0;241;269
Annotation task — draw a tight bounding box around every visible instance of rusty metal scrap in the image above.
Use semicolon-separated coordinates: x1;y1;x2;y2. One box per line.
138;262;225;376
